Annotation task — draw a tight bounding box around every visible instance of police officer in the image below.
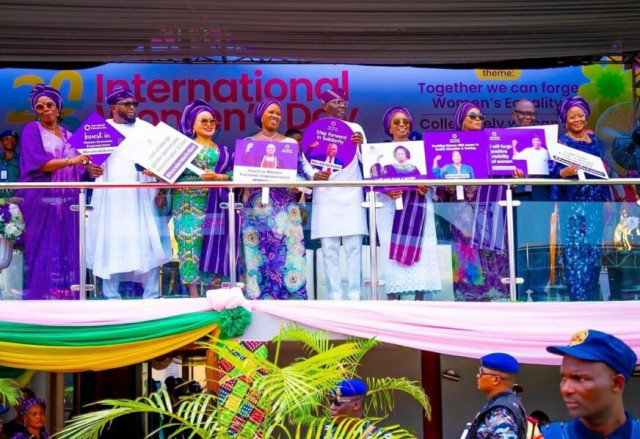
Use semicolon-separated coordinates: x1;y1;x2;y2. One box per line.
542;329;640;438
465;353;528;438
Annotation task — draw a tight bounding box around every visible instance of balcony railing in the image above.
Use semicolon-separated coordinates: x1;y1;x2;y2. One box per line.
1;178;638;302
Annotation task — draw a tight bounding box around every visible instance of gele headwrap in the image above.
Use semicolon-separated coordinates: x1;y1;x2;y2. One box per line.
20;397;46;416
179;99;215;138
29;84;63;113
382;106;413;138
253;98;282;128
557;96;590;124
453;101;480;131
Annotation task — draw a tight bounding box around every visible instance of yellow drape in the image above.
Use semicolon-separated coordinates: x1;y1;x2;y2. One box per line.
0;324;220;372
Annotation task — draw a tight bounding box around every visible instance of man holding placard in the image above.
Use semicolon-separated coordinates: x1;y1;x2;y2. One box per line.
310;88;368;301
86;87;172;299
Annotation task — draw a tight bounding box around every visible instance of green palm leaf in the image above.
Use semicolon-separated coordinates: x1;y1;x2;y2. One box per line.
0;378;21;407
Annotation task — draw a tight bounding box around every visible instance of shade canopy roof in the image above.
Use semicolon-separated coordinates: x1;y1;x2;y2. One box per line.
2;1;639;66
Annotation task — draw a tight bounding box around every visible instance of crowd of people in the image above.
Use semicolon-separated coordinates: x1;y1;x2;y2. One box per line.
1;81;637;301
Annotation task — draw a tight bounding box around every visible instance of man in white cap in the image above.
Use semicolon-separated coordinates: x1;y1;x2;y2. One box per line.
311;87;368;301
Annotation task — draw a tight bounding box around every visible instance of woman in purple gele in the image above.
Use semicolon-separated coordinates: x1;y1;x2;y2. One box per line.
440;101;510;302
375;106;441;301
172;99;235;298
11;397;49;439
18;84;100;300
551;96;610;301
239;98;315;300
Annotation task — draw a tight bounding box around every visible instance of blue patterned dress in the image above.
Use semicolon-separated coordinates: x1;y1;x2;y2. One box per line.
551;133;611;301
240;139;310;300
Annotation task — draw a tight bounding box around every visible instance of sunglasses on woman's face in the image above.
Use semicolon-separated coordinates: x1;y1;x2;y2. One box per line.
35;101;57;112
467;112;485;121
392;118;410;126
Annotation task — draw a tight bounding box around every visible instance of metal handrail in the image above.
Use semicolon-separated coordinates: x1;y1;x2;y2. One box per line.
1;177;639;190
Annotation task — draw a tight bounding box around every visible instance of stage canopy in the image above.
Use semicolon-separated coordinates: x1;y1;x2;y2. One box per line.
1;1;639;66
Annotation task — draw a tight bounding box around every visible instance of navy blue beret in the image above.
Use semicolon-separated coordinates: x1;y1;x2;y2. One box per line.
481;352;520;374
0;130;18;140
547;329;637;381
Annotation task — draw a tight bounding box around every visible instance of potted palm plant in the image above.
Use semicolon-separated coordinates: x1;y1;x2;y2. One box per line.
56;324;430;438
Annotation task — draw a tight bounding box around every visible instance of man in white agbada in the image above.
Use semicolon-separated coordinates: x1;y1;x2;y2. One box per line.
86;87;171;299
311;88;368;300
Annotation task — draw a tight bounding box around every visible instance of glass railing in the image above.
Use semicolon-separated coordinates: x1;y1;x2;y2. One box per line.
0;179;638;302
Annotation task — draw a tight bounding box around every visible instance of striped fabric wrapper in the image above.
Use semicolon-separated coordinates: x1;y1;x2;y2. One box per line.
389;190;427;266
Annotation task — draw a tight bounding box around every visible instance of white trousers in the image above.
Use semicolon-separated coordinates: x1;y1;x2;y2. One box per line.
101;267;160;299
320;235;363;300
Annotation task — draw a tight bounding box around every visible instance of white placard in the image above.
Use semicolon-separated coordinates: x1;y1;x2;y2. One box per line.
513;124;608;179
136;122;204;183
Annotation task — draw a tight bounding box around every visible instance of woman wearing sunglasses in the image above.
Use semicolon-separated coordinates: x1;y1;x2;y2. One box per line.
373;106;442;301
171;99;235;298
18;84;99;299
439;101;511;302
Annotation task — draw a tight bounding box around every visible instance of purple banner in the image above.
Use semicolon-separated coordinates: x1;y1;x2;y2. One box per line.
425;131;488;180
302;117;355;173
67;112;124;166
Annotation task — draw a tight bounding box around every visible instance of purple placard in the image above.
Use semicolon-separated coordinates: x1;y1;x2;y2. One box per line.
362;141;427;191
425;131;488;180
489;128;548;176
302;117;356;173
234;139;299;182
67;111;124;166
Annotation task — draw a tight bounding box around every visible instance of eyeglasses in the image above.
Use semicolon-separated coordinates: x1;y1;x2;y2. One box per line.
514;110;536;118
199;118;217;126
478;367;502;378
392;118;410;126
116;101;139;108
34;101;56;112
331;99;348;107
467;112;485;121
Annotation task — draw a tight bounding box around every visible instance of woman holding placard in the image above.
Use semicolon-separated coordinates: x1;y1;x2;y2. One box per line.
551;96;610;301
443;102;510;302
376;106;441;300
19;84;98;299
173;99;234;298
240;98;314;300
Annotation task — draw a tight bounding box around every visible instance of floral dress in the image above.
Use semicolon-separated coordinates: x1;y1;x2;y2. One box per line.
172;146;232;288
240;139;309;300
